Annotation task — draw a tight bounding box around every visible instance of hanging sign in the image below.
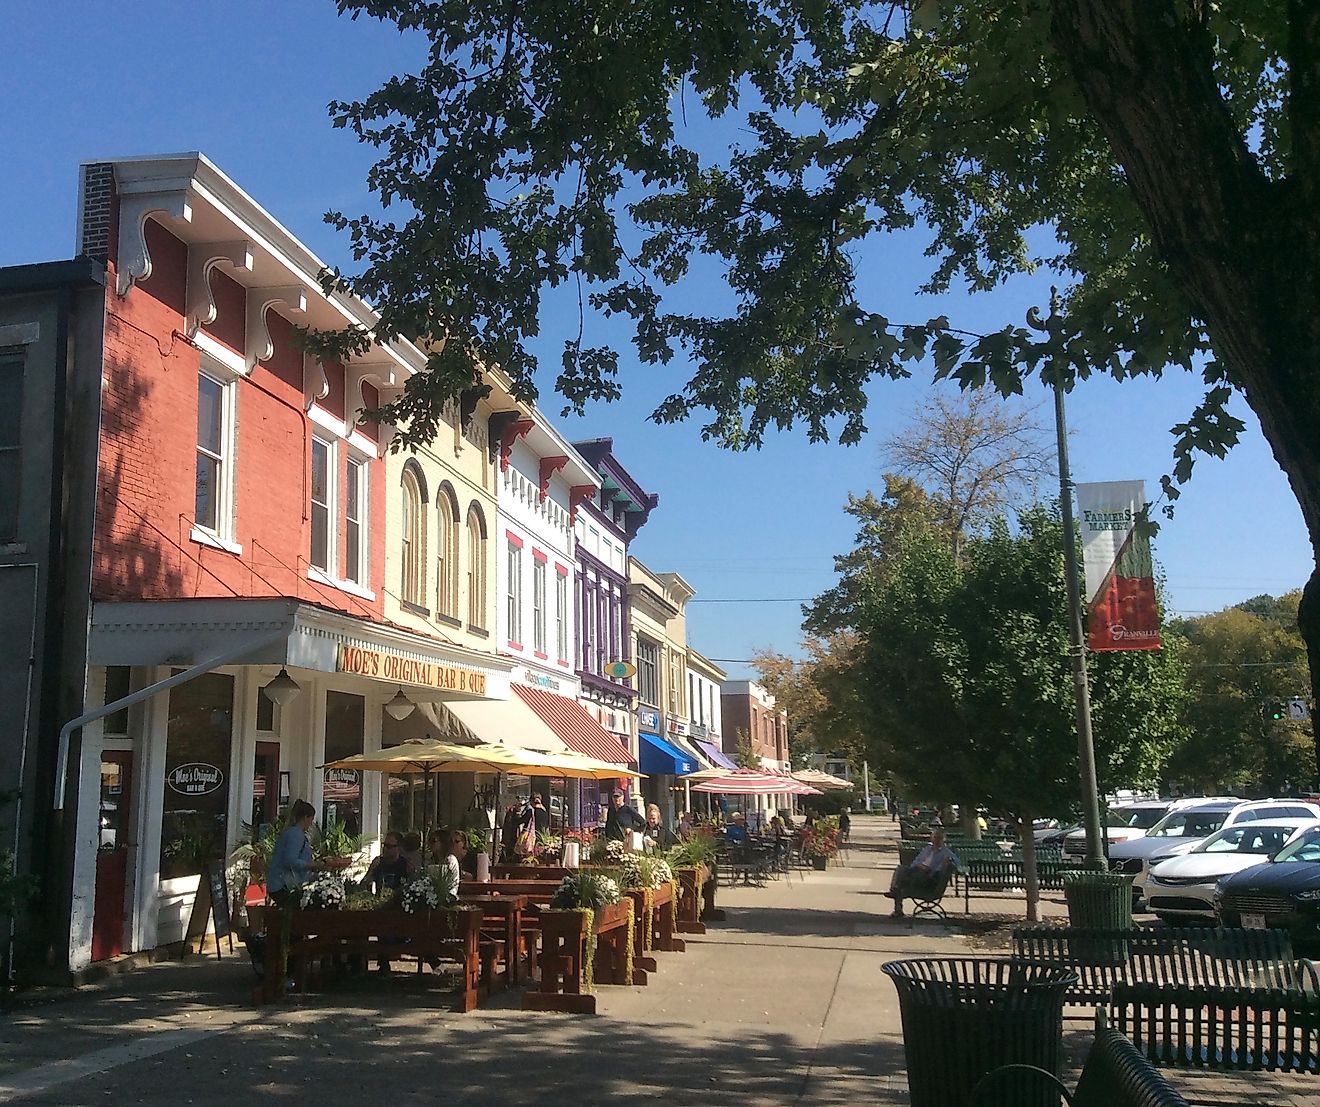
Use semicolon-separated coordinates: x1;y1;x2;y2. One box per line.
1076;480;1161;652
166;763;224;796
604;661;637;679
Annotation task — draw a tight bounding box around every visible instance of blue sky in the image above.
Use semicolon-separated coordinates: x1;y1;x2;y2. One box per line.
3;2;1313;679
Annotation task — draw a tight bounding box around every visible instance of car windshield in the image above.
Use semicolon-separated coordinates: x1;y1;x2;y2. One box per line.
1149;809;1228;837
1272;828;1320;863
1123;807;1167;830
1199;825;1299;855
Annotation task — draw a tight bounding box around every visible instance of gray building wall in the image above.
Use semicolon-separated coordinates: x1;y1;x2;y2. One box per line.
0;259;106;977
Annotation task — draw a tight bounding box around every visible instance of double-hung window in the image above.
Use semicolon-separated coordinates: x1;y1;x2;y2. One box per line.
506;539;523;646
195;366;237;544
310;435;334;574
555;569;568;661
344;454;367;585
636;638;659;706
532;556;547;655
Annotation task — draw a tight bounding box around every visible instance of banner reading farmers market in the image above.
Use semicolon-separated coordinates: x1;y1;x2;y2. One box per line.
1076;480;1161;653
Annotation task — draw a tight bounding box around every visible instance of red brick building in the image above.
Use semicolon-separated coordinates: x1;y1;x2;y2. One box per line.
720;679;790;772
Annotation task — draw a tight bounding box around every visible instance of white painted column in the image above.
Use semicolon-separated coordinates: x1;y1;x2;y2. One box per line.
66;669;106;972
305;676;326;813
133;667;172;954
360;691;384;848
229;667;258;852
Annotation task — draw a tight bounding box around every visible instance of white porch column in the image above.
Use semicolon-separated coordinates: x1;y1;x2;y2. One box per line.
66;669;106;972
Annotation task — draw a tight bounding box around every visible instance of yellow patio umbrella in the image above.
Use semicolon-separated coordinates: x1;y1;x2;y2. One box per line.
321;737;534;775
791;768;855;791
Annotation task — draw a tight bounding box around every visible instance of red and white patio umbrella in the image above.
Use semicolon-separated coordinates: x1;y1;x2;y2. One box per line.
689;768;823;796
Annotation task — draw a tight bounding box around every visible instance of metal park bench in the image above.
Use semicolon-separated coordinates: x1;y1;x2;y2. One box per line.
1110;982;1320;1073
1011;925;1320;1006
971;1013;1191;1106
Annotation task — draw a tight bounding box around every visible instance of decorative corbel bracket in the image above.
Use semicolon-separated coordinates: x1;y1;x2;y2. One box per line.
246;286;308;373
347;358;401;428
459;384;492;433
185;241;254;336
302;352;330;412
115;189;193;297
569;484;597;526
487;411;534;471
538;456;569;502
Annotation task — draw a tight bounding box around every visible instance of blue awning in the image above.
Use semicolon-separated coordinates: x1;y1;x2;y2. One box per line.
639;731;697;776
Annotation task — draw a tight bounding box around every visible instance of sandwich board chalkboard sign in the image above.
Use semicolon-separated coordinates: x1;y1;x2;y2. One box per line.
186;860;235;960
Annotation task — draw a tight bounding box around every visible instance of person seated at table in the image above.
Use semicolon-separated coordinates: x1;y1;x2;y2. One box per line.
400;831;423;875
677;810;693;839
642;803;678;851
360;832;411;896
724;812;749;845
604;788;646;841
427;829;447;867
441;830;467;888
885;828;961;919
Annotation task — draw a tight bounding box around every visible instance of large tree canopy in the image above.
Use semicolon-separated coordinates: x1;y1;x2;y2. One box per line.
326;1;1320;765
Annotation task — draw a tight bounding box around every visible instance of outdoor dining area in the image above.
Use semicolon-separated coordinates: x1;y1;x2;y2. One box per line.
246;742;853;1014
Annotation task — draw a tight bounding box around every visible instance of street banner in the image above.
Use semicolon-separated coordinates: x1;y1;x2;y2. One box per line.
1076;480;1161;652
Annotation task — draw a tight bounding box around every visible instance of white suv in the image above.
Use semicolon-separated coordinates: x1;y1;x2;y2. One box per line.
1108;799;1320;907
1061;798;1224;862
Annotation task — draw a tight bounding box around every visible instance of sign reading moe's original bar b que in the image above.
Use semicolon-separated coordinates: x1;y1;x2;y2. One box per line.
337;645;488;696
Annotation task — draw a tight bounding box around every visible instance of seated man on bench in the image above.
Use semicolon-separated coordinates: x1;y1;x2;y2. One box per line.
886;828;960;919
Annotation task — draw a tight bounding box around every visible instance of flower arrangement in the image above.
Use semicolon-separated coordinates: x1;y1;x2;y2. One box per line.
619;854;675;891
551;871;622;910
533;833;564;864
299;872;347;909
344;887;395;911
400;865;458;913
800;825;840;860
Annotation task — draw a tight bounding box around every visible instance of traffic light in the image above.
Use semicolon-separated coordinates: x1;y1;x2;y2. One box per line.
1265;701;1286;722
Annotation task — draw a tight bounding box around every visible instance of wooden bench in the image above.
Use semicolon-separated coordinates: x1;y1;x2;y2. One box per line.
260;905;488;1010
1012;925;1320;1006
1110;982;1320;1073
971;1013;1191;1106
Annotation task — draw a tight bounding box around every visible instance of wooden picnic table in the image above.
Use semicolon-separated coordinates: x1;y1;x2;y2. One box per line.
522;900;633;1014
458;892;529;985
260;904;487;1011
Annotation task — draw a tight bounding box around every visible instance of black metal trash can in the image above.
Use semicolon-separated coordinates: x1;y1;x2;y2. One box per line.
881;957;1077;1107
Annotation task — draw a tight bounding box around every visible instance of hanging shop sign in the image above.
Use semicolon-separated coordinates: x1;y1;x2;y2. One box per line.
166;763;224;796
604;660;637;679
337;645;488;695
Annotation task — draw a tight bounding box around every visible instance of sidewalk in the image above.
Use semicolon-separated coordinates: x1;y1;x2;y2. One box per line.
0;820;1309;1105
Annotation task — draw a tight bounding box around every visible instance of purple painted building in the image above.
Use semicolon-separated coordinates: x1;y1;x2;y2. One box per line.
569;439;657;793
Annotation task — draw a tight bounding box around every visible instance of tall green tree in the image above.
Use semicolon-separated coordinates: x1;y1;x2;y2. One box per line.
853;505;1185;918
325;2;1320;770
1165;593;1315;793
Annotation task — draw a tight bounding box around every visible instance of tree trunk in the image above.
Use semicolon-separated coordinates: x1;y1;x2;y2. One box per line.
1019;816;1040;924
960;798;982;841
1052;2;1320;780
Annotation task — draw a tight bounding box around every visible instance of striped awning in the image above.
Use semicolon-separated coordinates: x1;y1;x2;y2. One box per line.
690;768;823;795
512;685;635;768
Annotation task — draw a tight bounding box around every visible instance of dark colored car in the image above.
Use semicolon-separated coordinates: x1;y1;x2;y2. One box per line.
1215;825;1320;952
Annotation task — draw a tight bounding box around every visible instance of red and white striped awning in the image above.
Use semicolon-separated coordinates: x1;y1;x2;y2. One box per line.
689;768;822;795
512;685;635;768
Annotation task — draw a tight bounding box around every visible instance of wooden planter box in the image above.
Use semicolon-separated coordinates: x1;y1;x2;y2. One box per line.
675;866;710;934
260;905;485;1011
523;900;632;1014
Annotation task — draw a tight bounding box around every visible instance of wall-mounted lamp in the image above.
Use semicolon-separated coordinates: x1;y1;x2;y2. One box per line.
384;688;416;721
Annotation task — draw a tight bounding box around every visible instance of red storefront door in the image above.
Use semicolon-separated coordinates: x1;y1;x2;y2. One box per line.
91;751;133;961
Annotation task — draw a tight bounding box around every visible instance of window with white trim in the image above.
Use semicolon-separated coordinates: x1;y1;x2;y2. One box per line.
436;488;459;618
344;454;367;585
466;506;487;628
506;539;522;644
532;557;547;654
195;367;237;541
310;435;334;573
636;638;659;706
556;570;568;660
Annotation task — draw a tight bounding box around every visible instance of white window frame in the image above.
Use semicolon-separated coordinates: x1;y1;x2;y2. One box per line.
637;638;659;706
343;451;369;586
555;570;568;661
310;434;336;575
191;361;241;554
507;540;523;646
532;557;547;654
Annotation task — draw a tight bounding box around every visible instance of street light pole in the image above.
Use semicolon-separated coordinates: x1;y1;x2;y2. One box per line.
1030;293;1106;871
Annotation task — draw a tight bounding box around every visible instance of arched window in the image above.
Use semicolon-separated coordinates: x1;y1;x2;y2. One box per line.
400;468;426;606
436;485;460;618
466;504;487;628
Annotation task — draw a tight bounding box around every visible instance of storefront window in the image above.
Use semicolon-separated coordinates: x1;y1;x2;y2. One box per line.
323;691;365;837
160;672;233;880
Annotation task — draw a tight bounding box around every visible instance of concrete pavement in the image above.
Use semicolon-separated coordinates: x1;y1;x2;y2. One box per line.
0;819;1309;1105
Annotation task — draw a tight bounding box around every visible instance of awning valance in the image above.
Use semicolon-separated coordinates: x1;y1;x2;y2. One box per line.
639;732;697;777
512;686;635;767
693;738;737;770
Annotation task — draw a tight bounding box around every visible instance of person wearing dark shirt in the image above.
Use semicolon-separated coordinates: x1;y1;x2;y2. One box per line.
523;794;550;837
604;789;646;841
724;812;749;845
643;803;678;851
360;833;411;895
